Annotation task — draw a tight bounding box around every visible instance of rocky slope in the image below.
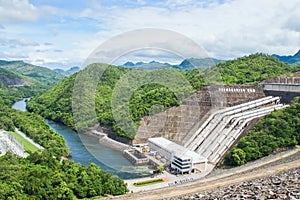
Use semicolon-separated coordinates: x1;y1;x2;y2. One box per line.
168;166;299;200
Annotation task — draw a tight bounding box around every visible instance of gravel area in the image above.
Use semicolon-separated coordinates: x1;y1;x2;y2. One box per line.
167;166;300;200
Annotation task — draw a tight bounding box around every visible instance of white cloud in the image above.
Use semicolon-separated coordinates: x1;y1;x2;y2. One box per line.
0;51;29;60
0;37;39;47
44;42;53;46
1;0;299;68
88;0;300;59
0;0;39;23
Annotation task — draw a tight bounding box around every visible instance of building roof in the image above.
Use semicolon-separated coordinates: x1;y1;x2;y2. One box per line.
148;137;207;163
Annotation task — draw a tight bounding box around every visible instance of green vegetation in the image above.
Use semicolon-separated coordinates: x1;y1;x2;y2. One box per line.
0;60;64;87
0;154;128;199
0;60;65;99
7;131;39;153
133;178;164;187
224;97;300;166
27;53;298;139
217;53;295;84
157;165;164;173
1;54;298;198
0;68;25;87
0;106;69;157
0;76;129;199
27;64;202;138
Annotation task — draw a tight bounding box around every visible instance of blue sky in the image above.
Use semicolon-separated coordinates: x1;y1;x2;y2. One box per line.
0;0;299;69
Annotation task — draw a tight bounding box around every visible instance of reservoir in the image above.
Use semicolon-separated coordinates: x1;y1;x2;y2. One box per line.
12;99;151;179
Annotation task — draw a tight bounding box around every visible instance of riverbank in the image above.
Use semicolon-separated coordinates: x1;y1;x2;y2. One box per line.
87;129;129;152
12;98;152;179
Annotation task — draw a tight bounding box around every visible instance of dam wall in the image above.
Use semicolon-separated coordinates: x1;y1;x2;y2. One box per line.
134;85;265;145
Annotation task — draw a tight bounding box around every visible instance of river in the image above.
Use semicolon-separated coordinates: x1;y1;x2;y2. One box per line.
12;99;151;179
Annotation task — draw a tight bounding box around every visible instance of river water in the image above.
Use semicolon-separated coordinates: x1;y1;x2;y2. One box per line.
12;99;151;179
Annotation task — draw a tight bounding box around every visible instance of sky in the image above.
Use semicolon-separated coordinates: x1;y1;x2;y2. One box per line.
0;0;299;69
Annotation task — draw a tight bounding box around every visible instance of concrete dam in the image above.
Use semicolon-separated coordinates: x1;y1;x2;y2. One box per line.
133;84;291;165
134;85;266;145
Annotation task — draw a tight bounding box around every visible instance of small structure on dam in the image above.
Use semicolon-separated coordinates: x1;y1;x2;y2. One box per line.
262;75;300;103
123;149;149;165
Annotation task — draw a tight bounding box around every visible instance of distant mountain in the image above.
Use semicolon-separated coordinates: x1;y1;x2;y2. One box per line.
53;68;65;74
0;60;64;87
176;58;224;70
53;66;80;76
122;60;173;70
123;61;135;67
272;50;300;65
122;58;224;70
0;68;26;87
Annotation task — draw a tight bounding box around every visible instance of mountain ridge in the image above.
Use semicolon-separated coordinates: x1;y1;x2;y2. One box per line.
272;49;300;65
122;57;224;70
0;60;64;87
0;68;26;87
53;66;80;76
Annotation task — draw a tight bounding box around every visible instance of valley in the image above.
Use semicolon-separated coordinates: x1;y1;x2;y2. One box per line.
1;1;300;199
0;53;300;199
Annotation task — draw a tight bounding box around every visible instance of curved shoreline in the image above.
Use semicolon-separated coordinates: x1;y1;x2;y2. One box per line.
86;129;130;151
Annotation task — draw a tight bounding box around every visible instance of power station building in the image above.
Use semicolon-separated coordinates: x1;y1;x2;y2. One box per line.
148;137;207;174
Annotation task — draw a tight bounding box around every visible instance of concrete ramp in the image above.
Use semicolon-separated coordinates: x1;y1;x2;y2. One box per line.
184;96;286;164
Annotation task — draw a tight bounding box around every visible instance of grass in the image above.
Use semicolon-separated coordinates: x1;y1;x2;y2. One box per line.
133;178;164;187
8;131;39;153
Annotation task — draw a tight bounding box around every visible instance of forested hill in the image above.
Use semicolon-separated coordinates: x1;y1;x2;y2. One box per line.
0;60;66;104
27;53;298;139
216;53;296;84
27;64;205;138
0;68;26;87
0;60;64;88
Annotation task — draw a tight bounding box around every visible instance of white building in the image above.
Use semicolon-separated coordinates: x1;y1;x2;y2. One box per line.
148;137;207;174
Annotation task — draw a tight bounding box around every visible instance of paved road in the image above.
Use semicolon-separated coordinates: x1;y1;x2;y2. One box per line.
125;164;215;193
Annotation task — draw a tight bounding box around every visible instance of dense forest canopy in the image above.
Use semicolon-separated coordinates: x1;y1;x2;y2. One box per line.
27;64;207;138
0;76;128;199
217;53;297;84
27;53;298;139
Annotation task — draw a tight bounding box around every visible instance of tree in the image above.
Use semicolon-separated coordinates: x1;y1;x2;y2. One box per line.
157;165;164;173
225;147;246;166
